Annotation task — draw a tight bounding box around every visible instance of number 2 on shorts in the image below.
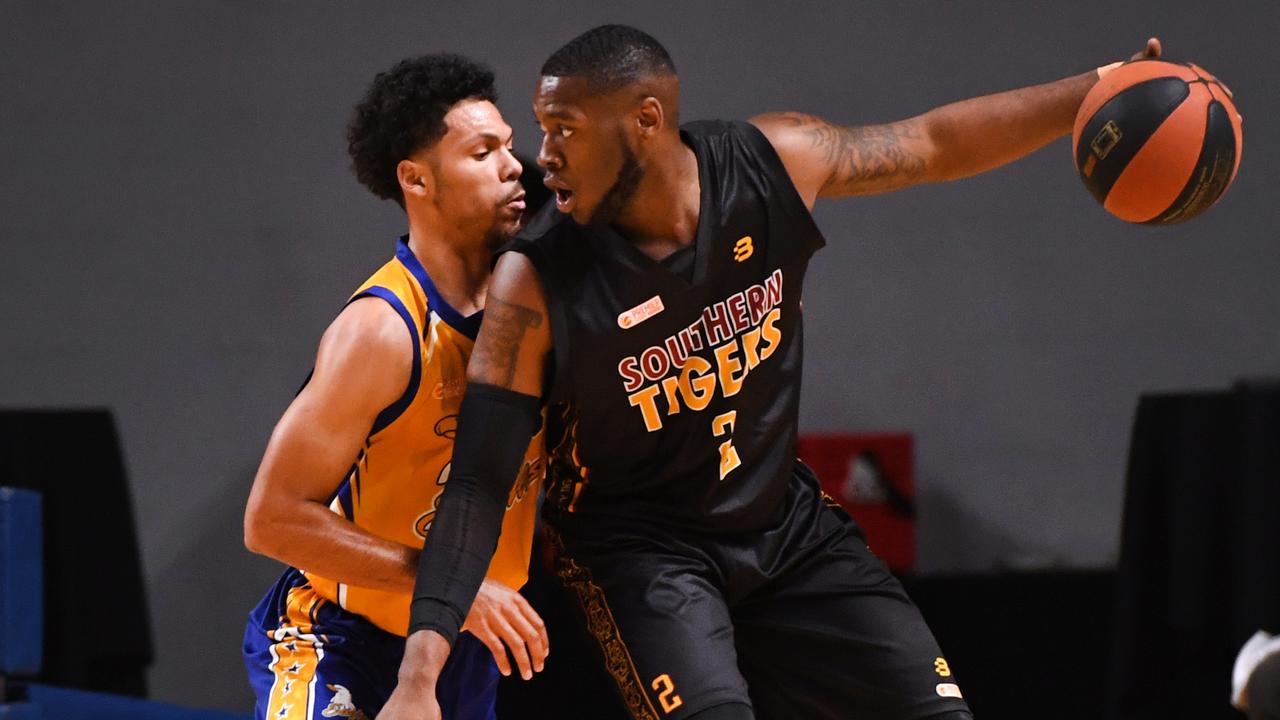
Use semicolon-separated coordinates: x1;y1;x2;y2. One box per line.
651;673;684;713
712;411;741;480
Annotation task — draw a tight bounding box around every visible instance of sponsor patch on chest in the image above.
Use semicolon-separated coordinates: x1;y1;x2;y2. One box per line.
618;295;666;329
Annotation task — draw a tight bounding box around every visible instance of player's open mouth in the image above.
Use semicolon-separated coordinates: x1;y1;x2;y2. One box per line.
554;188;575;213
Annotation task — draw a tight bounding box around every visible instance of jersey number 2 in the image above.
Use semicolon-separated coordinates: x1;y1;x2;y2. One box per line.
712;411;741;480
651;673;683;714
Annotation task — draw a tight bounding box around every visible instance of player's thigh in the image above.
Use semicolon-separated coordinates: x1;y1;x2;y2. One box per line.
733;506;970;720
437;632;501;720
553;529;752;720
244;626;397;720
244;573;401;720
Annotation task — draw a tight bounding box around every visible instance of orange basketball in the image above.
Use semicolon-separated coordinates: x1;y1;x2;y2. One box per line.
1072;59;1243;224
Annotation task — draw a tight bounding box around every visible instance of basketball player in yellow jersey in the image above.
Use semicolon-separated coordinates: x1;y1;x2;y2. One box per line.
241;54;547;720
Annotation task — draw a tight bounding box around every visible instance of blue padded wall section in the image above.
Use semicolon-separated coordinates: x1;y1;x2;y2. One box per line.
0;488;42;676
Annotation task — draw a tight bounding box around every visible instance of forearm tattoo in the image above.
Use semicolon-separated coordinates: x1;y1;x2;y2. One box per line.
471;295;543;388
778;112;927;194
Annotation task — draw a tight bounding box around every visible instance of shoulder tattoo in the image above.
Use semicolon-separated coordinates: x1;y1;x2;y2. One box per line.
471;294;544;388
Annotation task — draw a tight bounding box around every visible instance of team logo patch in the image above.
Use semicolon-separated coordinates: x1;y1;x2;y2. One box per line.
934;657;952;677
322;684;370;719
618;295;665;329
733;236;754;262
935;683;963;699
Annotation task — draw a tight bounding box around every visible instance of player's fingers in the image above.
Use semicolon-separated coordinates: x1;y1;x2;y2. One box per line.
474;625;513;677
503;603;548;670
509;595;550;666
493;616;535;680
1131;37;1160;61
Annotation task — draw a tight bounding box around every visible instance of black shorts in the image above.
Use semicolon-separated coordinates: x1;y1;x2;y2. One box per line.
547;464;971;720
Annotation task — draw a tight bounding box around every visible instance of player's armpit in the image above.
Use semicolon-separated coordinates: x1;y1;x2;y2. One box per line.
751;112;932;204
468;252;550;397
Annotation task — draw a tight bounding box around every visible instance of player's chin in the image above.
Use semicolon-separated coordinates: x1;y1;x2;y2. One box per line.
568;200;595;225
488;217;522;247
498;207;524;231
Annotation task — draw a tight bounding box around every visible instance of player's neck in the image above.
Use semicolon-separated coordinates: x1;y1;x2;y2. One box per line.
612;143;700;255
403;213;491;316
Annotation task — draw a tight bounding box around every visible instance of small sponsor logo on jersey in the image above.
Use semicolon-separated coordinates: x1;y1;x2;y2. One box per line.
936;683;963;699
432;378;465;400
733;236;754;262
618;295;665;329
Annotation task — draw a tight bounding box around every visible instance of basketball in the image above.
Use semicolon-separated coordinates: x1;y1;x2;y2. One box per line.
1072;59;1242;224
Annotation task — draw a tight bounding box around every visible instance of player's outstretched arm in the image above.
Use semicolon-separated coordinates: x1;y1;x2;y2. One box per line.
751;38;1161;208
243;297;421;592
381;252;552;719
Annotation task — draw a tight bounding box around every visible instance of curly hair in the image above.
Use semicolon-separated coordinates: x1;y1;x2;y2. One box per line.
347;54;497;205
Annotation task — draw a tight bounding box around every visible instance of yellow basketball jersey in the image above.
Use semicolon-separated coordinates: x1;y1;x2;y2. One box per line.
304;237;543;636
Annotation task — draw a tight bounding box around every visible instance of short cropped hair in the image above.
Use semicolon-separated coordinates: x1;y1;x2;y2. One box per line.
347;54;497;205
540;24;676;92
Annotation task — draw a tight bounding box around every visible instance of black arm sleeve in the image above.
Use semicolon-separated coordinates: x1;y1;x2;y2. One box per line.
406;381;542;642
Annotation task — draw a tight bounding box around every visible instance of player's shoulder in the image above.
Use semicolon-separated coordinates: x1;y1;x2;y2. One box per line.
682;118;771;149
682;119;783;179
328;295;413;355
306;294;414;400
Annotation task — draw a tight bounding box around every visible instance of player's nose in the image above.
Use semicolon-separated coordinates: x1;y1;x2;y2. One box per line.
500;147;521;182
537;137;561;171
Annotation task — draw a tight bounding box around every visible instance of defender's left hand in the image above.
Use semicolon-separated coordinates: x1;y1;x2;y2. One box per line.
461;579;549;680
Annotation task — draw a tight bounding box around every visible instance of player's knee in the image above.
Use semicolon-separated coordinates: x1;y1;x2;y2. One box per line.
685;701;754;720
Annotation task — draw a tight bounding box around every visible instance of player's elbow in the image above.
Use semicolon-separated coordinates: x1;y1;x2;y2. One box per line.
242;498;278;557
914;112;963;183
243;510;266;555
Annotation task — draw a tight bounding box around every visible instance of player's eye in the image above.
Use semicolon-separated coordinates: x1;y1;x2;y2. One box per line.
559;126;574;139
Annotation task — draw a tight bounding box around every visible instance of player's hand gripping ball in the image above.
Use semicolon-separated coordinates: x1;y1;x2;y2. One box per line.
1073;59;1243;224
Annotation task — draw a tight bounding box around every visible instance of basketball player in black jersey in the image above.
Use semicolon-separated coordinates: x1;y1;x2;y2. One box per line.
381;25;1162;720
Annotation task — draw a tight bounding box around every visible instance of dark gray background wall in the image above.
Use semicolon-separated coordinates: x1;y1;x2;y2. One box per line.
2;1;1276;711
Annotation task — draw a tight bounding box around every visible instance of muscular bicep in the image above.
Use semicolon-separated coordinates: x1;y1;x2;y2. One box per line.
751;112;935;204
249;299;411;506
468;252;550;398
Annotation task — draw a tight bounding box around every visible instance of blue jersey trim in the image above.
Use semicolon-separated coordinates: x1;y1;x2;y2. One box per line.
334;477;355;520
350;285;423;436
395;236;483;340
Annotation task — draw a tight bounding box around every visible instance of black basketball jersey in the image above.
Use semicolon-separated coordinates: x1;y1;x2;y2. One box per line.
505;120;826;533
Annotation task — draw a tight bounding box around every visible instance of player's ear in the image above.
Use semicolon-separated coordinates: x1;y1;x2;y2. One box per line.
636;96;664;138
397;156;435;203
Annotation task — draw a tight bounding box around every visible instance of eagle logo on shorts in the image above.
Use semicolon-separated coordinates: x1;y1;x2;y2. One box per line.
321;684;369;720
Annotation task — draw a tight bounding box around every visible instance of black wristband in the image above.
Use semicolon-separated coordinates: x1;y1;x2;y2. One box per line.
406;382;541;641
